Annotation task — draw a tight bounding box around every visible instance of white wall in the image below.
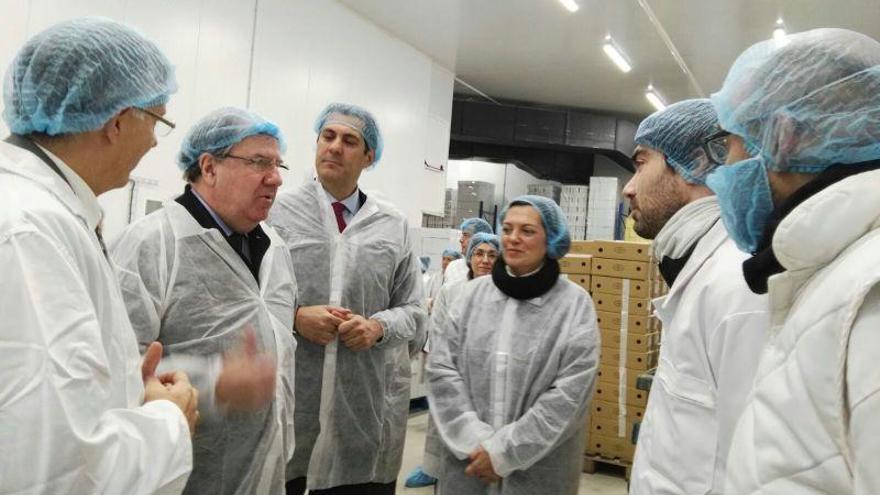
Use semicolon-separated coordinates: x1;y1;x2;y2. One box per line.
0;0;453;239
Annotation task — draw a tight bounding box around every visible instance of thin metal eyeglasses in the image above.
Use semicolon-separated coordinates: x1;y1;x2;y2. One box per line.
135;107;176;137
221;154;289;172
701;129;731;166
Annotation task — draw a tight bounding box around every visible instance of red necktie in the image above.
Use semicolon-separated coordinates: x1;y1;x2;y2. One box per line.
332;201;347;233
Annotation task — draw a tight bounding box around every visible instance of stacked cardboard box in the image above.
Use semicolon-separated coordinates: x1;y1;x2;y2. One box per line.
527;183;561;204
560;184;589;241
586;177;619;240
563;240;667;466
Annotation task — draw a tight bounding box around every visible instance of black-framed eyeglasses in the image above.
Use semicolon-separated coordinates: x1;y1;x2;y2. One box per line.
701;129;731;166
135;107;176;137
220;153;289;172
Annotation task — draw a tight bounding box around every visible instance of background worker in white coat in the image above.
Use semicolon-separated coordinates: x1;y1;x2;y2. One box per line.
444;217;493;286
111;107;298;494
406;232;500;489
702;29;880;494
426;196;598;495
424;247;462;310
268;102;427;495
0;17;198;494
624;99;769;494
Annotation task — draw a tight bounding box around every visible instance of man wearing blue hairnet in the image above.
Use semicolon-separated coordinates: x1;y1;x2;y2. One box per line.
703;29;880;493
444;217;493;286
268;102;426;495
623;99;768;495
111;107;298;494
0;17;198;493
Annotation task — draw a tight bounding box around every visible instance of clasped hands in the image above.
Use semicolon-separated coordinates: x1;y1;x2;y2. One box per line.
295;305;384;351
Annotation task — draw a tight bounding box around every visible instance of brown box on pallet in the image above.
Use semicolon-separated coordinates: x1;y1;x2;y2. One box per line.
591;275;654;299
587;433;636;461
591;240;652;262
592;293;653;316
592;258;652;281
592;399;647;422
596;364;653;389
559;254;592;274
595;310;655;335
566;274;592;292
599;348;658;371
570;240;599;256
599;329;660;353
590;415;641;443
593;383;650;408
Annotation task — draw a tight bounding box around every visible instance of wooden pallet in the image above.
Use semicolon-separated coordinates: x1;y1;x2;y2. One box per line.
582;454;632;480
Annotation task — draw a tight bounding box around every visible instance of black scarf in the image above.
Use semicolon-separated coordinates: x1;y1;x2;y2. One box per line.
743;159;880;294
491;256;560;300
658;242;698;287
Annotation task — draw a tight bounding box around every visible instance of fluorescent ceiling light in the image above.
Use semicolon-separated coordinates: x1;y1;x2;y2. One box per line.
602;37;632;73
558;0;579;13
773;18;789;45
645;86;666;111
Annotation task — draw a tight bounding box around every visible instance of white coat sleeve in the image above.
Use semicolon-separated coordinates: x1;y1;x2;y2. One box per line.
481;308;599;477
846;284;880;495
370;230;428;349
425;290;496;459
111;234;222;415
0;228;192;494
706;309;768;490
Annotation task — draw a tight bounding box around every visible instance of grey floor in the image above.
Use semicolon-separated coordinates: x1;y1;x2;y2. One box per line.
396;412;628;495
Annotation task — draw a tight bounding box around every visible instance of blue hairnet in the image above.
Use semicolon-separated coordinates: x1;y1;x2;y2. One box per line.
711;28;880;172
419;256;431;272
178;107;286;171
441;247;463;259
3;17;177;135
634;99;722;185
459;217;493;235
500;195;571;259
314;102;384;165
466;233;500;260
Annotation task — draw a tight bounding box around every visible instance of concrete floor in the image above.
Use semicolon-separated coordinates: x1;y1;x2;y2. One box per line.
396;412;628;495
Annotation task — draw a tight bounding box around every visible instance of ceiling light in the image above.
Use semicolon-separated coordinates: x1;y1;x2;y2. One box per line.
558;0;579;12
602;36;632;73
645;86;666;111
773;18;789;45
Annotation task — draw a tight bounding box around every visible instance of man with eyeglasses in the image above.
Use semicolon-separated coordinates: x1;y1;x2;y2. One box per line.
623;99;768;495
111;107;298;494
0;18;199;494
268;102;427;495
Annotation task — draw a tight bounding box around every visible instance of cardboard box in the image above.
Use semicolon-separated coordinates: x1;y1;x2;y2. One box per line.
596;364;654;389
591;275;654;299
595;311;654;335
570;240;598;256
591;240;652;262
592;293;653;316
599;329;660;353
592;258;652;281
559;254;592;274
593;384;650;408
587;433;636;460
599;348;658;371
592;399;647;422
591;415;641;441
566;274;592;291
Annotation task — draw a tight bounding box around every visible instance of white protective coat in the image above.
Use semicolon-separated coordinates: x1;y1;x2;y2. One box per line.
725;169;880;494
629;221;768;494
0;142;192;494
443;258;469;286
110;200;298;495
268;180;427;490
426;275;599;495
